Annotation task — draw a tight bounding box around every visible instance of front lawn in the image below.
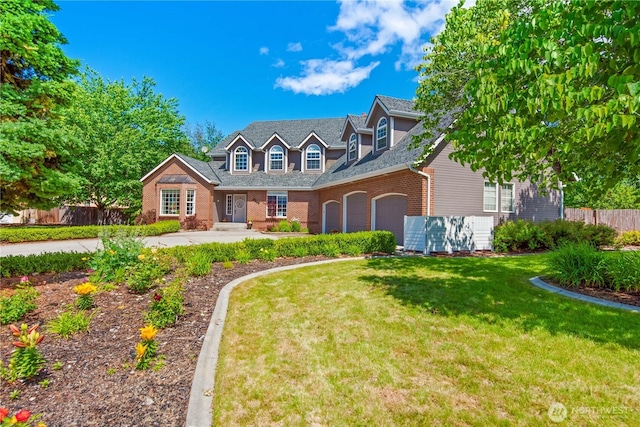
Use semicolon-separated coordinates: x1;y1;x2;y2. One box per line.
214;254;640;426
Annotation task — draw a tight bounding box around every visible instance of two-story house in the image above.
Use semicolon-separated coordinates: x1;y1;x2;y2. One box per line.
140;95;562;245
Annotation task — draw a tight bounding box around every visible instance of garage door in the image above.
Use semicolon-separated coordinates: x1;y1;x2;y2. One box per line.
374;194;407;245
345;192;367;233
324;201;340;234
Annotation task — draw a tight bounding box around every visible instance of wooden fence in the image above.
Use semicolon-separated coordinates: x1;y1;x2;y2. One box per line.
22;207;129;226
564;208;640;232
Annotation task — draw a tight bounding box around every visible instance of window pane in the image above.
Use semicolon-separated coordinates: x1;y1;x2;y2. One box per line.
235;147;248;171
306;145;321;170
483;183;497;211
267;192;287;217
348;134;357;160
186;190;195;216
377;118;387;150
226;195;233;215
161;189;180;215
270;147;283;170
501;184;514;212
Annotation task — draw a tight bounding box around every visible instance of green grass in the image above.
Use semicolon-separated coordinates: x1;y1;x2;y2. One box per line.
213;254;640;426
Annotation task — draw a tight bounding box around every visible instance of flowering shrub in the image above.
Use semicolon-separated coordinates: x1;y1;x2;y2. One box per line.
124;252;171;294
0;324;46;381
90;232;145;283
135;325;158;370
145;277;185;329
73;283;97;310
0;408;45;427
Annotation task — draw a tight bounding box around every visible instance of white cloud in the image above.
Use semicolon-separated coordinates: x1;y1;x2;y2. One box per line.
331;0;456;70
287;42;303;52
272;58;285;68
275;59;380;96
276;0;459;95
259;46;269;55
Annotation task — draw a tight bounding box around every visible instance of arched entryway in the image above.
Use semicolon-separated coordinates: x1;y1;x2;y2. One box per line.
372;193;407;245
343;191;367;233
322;200;340;234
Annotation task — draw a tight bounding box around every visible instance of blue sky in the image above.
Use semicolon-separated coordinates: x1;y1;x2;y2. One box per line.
52;1;461;135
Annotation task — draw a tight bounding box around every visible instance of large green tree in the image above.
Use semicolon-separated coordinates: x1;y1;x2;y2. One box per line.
65;69;194;221
0;0;83;213
415;0;640;194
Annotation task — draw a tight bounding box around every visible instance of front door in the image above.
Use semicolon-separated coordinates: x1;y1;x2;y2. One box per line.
232;194;246;223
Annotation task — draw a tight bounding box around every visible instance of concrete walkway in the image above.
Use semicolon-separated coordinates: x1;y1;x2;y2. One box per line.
0;229;278;257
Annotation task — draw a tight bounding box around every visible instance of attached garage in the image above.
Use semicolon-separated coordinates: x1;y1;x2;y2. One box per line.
344;192;367;233
323;201;340;234
373;194;407;245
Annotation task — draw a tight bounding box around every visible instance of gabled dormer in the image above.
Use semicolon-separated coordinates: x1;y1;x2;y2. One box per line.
365;95;422;155
340;114;372;163
260;134;290;174
225;135;252;174
300;132;328;173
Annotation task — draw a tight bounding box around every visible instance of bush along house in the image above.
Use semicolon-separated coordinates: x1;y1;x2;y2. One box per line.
140;95;562;245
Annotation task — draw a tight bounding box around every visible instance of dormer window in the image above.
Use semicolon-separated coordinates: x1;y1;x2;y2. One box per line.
348;133;357;161
306;144;321;170
269;146;284;171
376;117;388;151
234;146;248;171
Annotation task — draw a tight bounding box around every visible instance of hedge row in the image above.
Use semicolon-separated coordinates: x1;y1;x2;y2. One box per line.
1;252;90;278
1;231;397;278
167;231;398;263
0;221;181;243
493;219;617;253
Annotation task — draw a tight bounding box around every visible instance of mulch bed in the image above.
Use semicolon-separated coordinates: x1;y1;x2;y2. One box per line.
0;256;330;427
541;276;640;308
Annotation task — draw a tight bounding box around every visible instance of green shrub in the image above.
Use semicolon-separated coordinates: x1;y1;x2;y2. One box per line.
236;249;251;264
47;309;95;338
277;220;291;232
494;219;616;253
548;242;606;287
124;254;170;293
601;251;640;291
145;277;185;328
186;249;214;276
0;252;89;278
0;221;180;243
291;220;302;232
615;230;640;246
0;285;39;325
91;232;145;283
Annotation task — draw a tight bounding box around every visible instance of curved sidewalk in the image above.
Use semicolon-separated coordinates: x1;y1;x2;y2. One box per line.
0;229;277;257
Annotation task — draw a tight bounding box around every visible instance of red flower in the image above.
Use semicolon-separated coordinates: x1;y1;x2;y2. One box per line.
0;407;8;420
15;409;31;422
154;293;162;301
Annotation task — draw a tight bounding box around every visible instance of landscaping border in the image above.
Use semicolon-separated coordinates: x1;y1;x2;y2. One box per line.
529;276;639;313
185;257;363;427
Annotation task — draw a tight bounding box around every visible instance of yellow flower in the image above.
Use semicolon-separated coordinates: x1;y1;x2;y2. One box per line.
37;423;48;427
73;283;97;295
135;342;148;360
109;250;115;255
139;325;158;341
137;254;145;261
81;257;87;261
151;248;158;254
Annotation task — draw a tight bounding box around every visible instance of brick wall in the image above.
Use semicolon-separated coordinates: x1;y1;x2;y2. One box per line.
141;159;215;229
316;167;433;234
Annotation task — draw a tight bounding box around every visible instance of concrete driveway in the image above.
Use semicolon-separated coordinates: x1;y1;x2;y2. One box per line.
0;229;278;257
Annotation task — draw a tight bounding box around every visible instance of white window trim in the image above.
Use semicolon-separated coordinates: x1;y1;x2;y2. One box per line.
234;146;249;172
305;144;322;172
226;194;233;215
160;189;180;216
186;189;196;216
376;117;388;151
269;145;285;172
266;191;288;218
348;133;357;161
501;183;515;213
483;182;499;212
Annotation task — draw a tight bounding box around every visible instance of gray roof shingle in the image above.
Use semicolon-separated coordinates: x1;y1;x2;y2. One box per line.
217;118;346;151
376;95;418;114
211;160;320;189
174;153;221;184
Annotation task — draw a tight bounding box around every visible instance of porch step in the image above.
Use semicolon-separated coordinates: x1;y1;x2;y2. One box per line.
212;222;249;231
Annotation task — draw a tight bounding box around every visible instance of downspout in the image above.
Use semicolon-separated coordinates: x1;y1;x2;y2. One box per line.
409;165;431;216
